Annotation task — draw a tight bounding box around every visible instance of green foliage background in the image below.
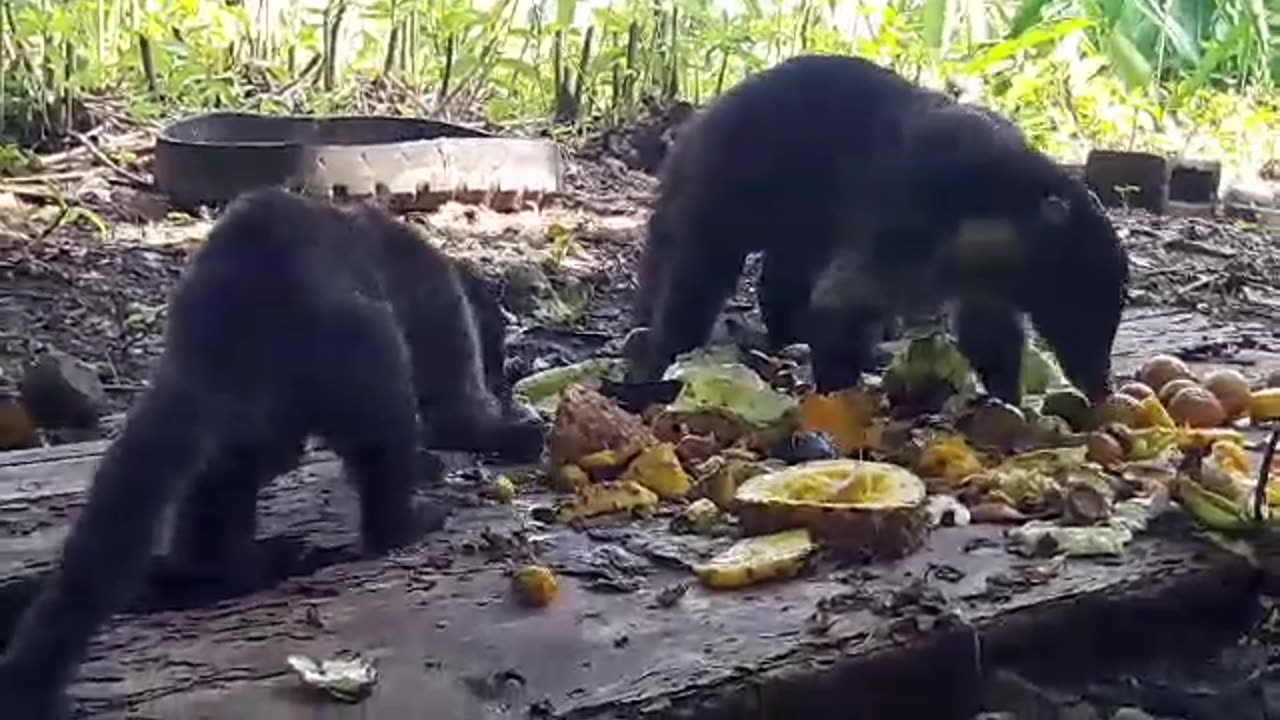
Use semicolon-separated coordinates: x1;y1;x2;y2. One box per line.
0;0;1275;173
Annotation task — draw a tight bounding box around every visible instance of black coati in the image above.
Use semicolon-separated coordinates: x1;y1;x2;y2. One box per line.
627;54;1127;404
0;187;545;719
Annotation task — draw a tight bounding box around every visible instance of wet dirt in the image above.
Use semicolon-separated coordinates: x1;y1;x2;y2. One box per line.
1;125;1280;719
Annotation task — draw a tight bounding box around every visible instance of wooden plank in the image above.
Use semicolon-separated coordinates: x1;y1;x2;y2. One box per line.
0;308;1272;718
57;480;1251;719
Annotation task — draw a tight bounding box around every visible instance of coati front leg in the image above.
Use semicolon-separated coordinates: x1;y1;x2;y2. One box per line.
453;259;540;427
805;247;891;393
403;265;545;463
625;235;748;383
952;296;1026;405
304;297;437;553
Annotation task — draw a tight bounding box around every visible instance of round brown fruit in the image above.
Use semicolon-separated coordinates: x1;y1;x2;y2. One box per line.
1202;368;1251;420
1086;431;1125;467
1167;386;1226;428
1139;355;1193;395
1157;378;1201;407
1095;393;1143;427
1117;382;1156;402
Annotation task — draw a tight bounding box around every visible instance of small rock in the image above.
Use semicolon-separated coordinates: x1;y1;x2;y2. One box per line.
501;262;551;315
675;434;718;465
0;394;41;450
778;343;811;363
19;350;106;431
1058;702;1102;720
1110;709;1155;720
620;327;650;365
779;431;839;462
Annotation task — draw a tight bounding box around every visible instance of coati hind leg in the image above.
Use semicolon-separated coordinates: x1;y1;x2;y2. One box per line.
157;437;306;595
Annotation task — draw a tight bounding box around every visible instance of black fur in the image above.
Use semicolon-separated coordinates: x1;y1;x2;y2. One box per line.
0;188;544;718
806;112;1129;403
626;54;1128;402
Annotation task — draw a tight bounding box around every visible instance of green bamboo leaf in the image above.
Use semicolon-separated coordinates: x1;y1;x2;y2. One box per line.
1129;0;1200;64
965;17;1093;73
555;0;576;28
921;0;948;49
1008;0;1052;37
1105;30;1154;88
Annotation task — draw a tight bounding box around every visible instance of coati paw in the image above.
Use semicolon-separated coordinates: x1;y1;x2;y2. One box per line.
0;662;71;720
363;498;449;555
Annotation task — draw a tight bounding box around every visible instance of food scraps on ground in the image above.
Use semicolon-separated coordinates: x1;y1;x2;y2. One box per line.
733;459;932;562
673;497;722;534
618;442;693;499
286;653;378;702
555;481;660;523
493;475;516;504
693;528;816;590
797;387;885;454
513;564;560;607
513;358;629;416
547;385;658;472
525;333;1279;595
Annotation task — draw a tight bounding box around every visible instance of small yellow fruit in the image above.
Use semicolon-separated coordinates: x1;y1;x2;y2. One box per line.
1117;382;1156;402
513;564;559;607
1202;369;1251;420
1157;378;1200;407
1250;388;1280;423
1167;386;1226;428
493;475;516;504
1139;355;1193;395
1096;393;1143;427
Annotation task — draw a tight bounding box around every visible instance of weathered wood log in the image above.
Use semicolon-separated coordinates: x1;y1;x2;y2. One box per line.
1085;149;1170;214
0;308;1272;719
1169;159;1222;205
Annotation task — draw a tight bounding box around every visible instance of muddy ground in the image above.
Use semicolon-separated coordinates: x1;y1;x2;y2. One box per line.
1;130;1278;419
1;123;1280;720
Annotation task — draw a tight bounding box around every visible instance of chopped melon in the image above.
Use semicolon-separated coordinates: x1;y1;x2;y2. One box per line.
693;529;816;590
734;459;931;562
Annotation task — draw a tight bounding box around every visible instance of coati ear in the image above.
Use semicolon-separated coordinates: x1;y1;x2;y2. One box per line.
1039;194;1071;226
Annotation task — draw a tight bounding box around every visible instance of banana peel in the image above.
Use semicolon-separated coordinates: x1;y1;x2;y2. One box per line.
1128;426;1181;460
1250;388;1280;423
693;528;816;590
1177;427;1247;451
1134;395;1177;429
1173;475;1260;531
513;358;629;416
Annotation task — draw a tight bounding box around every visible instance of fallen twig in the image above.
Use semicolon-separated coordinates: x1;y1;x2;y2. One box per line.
1;170;91;185
0;183;63;201
68;131;151;189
